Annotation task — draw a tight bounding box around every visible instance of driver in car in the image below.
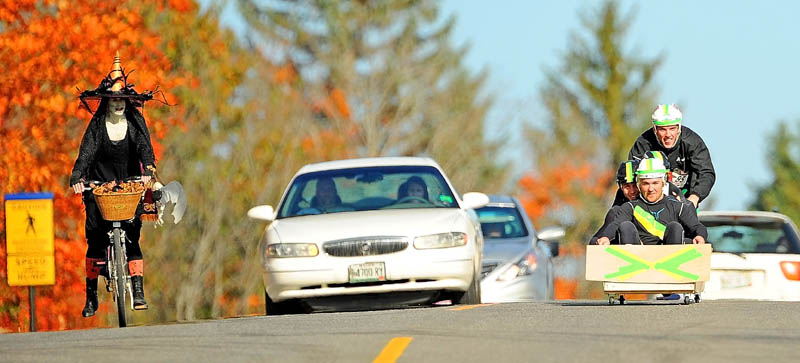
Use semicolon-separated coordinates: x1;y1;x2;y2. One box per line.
311;177;343;212
397;176;430;204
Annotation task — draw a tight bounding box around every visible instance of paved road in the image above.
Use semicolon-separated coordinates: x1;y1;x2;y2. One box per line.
2;300;798;362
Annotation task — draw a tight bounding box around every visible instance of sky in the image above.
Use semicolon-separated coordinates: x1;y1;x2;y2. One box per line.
437;0;800;211
217;0;800;211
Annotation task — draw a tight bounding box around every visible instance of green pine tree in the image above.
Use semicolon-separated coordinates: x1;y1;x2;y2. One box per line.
236;0;508;192
750;121;800;221
521;0;662;244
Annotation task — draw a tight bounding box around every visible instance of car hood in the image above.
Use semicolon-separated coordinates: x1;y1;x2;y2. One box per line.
483;237;533;264
271;208;463;243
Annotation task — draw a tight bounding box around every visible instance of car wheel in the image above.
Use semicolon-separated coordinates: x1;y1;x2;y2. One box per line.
265;290;306;315
453;270;481;305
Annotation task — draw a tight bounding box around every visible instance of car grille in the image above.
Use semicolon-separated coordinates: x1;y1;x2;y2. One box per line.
323;237;408;257
481;262;499;278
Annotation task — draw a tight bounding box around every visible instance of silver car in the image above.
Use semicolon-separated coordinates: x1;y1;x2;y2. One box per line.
476;195;564;302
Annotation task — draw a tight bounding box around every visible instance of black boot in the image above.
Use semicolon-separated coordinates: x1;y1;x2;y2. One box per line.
82;278;98;317
132;275;148;310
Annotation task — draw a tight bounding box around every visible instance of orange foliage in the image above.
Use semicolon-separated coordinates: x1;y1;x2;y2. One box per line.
0;0;193;331
554;277;578;300
312;85;352;120
300;130;353;161
517;158;613;222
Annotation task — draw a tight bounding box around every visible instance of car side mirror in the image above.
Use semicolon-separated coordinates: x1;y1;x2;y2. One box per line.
247;205;275;222
536;226;564;257
461;192;490;210
537;226;565;242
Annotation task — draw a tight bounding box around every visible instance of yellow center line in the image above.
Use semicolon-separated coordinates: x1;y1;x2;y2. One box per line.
373;337;413;363
447;303;493;311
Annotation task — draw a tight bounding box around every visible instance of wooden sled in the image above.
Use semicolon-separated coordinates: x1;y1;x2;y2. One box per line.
585;244;713;305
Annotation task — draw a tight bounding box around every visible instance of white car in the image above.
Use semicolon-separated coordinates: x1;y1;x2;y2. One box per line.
248;157;489;314
699;211;800;301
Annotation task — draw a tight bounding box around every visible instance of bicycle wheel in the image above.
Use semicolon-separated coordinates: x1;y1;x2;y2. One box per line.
112;227;128;328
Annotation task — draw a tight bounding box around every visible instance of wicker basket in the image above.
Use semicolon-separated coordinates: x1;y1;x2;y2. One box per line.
93;189;143;221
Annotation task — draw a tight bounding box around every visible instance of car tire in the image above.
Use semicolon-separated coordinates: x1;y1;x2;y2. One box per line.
453;270;481;305
265;290;306;315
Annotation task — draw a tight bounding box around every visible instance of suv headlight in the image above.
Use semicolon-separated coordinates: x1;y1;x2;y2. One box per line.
266;243;319;258
497;252;538;281
413;232;467;249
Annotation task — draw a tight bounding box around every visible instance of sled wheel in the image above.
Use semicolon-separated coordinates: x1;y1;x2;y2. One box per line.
608;296;615;305
694;294;701;303
619;295;626;305
683;294;691;305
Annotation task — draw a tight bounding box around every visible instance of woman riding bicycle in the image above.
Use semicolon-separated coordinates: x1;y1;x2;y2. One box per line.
70;52;157;317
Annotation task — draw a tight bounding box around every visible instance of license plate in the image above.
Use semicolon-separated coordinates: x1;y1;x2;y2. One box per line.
720;271;752;289
348;262;386;283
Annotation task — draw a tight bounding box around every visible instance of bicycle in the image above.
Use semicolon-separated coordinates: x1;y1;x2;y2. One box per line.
82;177;156;327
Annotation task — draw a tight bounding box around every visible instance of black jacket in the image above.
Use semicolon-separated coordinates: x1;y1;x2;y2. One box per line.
600;195;708;245
628;126;715;202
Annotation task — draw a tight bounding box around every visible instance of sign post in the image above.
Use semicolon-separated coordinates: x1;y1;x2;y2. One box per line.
4;192;55;332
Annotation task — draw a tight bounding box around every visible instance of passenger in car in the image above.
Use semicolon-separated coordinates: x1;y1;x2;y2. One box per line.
311;177;343;212
397;176;430;203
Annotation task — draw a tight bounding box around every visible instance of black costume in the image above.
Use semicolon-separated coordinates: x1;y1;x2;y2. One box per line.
600;195;708;245
627;126;716;202
70;100;155;259
71;52;158;316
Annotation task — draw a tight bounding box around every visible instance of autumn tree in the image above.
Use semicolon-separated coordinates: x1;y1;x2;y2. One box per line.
750;121;800;221
0;0;196;331
236;0;509;192
518;0;662;248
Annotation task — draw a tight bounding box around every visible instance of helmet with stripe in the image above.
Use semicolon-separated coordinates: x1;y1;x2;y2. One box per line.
652;103;682;127
616;160;638;184
636;157;668;180
643;150;670;169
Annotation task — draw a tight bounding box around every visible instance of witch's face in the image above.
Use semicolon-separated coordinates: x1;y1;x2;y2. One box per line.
108;98;125;116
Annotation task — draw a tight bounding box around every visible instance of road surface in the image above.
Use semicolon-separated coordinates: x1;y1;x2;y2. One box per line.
1;300;798;362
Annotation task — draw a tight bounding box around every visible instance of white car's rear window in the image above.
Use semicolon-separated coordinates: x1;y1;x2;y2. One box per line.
704;220;800;254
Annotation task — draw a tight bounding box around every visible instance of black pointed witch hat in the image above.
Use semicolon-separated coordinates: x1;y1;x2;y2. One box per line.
78;51;159;114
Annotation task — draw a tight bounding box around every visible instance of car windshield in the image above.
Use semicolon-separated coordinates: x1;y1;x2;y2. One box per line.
704;220;800;254
475;206;528;239
277;165;458;218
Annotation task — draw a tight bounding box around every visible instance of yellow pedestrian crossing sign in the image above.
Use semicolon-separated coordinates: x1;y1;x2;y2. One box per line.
4;193;55;286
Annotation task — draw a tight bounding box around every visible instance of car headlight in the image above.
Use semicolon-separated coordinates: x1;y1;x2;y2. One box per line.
497;252;538;281
413;232;467;249
266;243;319;258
